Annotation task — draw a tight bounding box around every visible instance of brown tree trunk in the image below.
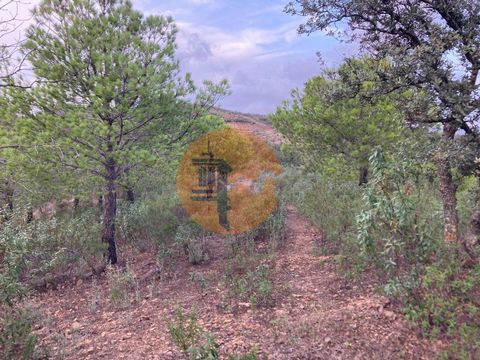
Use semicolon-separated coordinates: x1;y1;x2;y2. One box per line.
126;187;134;203
102;164;118;265
358;166;369;186
436;124;458;243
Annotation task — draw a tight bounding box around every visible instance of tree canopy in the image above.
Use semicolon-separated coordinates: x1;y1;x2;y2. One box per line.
6;0;228;263
271;57;406;184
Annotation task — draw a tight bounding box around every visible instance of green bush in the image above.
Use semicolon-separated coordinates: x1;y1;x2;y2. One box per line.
117;193;181;251
106;264;139;308
166;306;219;360
0;306;37;360
223;255;275;308
260;198;287;252
0;208;104;295
405;249;480;359
175;221;210;265
356;148;442;294
278;166;361;256
227;348;258;360
166;306;258;360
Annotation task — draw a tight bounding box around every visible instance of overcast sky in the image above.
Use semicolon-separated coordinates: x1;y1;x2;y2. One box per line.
3;0;357;114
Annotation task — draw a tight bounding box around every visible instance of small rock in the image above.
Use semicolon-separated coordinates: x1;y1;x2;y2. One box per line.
76;279;83;286
384;310;396;320
71;321;82;331
324;337;332;344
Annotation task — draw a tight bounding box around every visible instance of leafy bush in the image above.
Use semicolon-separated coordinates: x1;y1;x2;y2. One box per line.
117;193;182;251
356;148;442;293
260;199;287;252
166;306;219;360
0;208;104;294
278;166;360;256
223;255;275;308
175;221;210;265
166;306;258;360
0;306;37;359
404;249;480;359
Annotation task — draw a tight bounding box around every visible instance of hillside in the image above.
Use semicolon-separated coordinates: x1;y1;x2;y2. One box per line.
26;118;443;359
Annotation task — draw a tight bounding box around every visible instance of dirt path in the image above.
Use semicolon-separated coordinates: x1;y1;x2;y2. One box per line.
31;204;440;359
29;119;442;359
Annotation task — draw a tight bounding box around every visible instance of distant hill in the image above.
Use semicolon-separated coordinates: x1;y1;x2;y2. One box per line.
210;107;271;125
210;107;282;145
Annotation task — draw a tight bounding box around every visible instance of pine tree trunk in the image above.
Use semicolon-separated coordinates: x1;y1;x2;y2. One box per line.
102;165;118;264
436;124;458;243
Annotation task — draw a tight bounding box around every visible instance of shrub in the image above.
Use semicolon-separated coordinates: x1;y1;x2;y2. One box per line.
0;207;104;293
404;248;480;359
106;264;139;308
356;148;442;292
166;306;219;360
117;193;181;251
227;348;258;360
260;199;287;253
223;255;275;308
0;306;37;360
175;221;210;265
278;167;360;256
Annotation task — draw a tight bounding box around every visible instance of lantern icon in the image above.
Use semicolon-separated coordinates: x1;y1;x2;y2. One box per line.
191;140;232;230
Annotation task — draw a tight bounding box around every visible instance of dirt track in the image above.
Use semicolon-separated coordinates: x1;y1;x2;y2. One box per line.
30;119;442;359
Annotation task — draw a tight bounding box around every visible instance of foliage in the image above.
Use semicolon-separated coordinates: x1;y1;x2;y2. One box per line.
175;220;211;265
271;57;406;183
261;198;288;253
286;0;480;248
166;306;258;360
0;306;37;360
6;0;228;264
0;207;105;301
404;249;480;359
223;254;275;308
356;147;442;292
227;348;258;360
117;192;181;251
166;306;219;360
106;264;139;308
278;166;361;256
286;0;480;138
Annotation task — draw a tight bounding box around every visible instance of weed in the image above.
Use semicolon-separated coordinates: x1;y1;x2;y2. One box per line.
166;306;219;359
189;272;208;290
106;264;138;308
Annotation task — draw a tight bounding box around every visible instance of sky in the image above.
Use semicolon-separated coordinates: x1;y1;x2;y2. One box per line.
2;0;357;114
134;0;357;114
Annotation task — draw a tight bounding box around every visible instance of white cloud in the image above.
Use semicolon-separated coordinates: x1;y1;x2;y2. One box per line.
176;21;301;61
